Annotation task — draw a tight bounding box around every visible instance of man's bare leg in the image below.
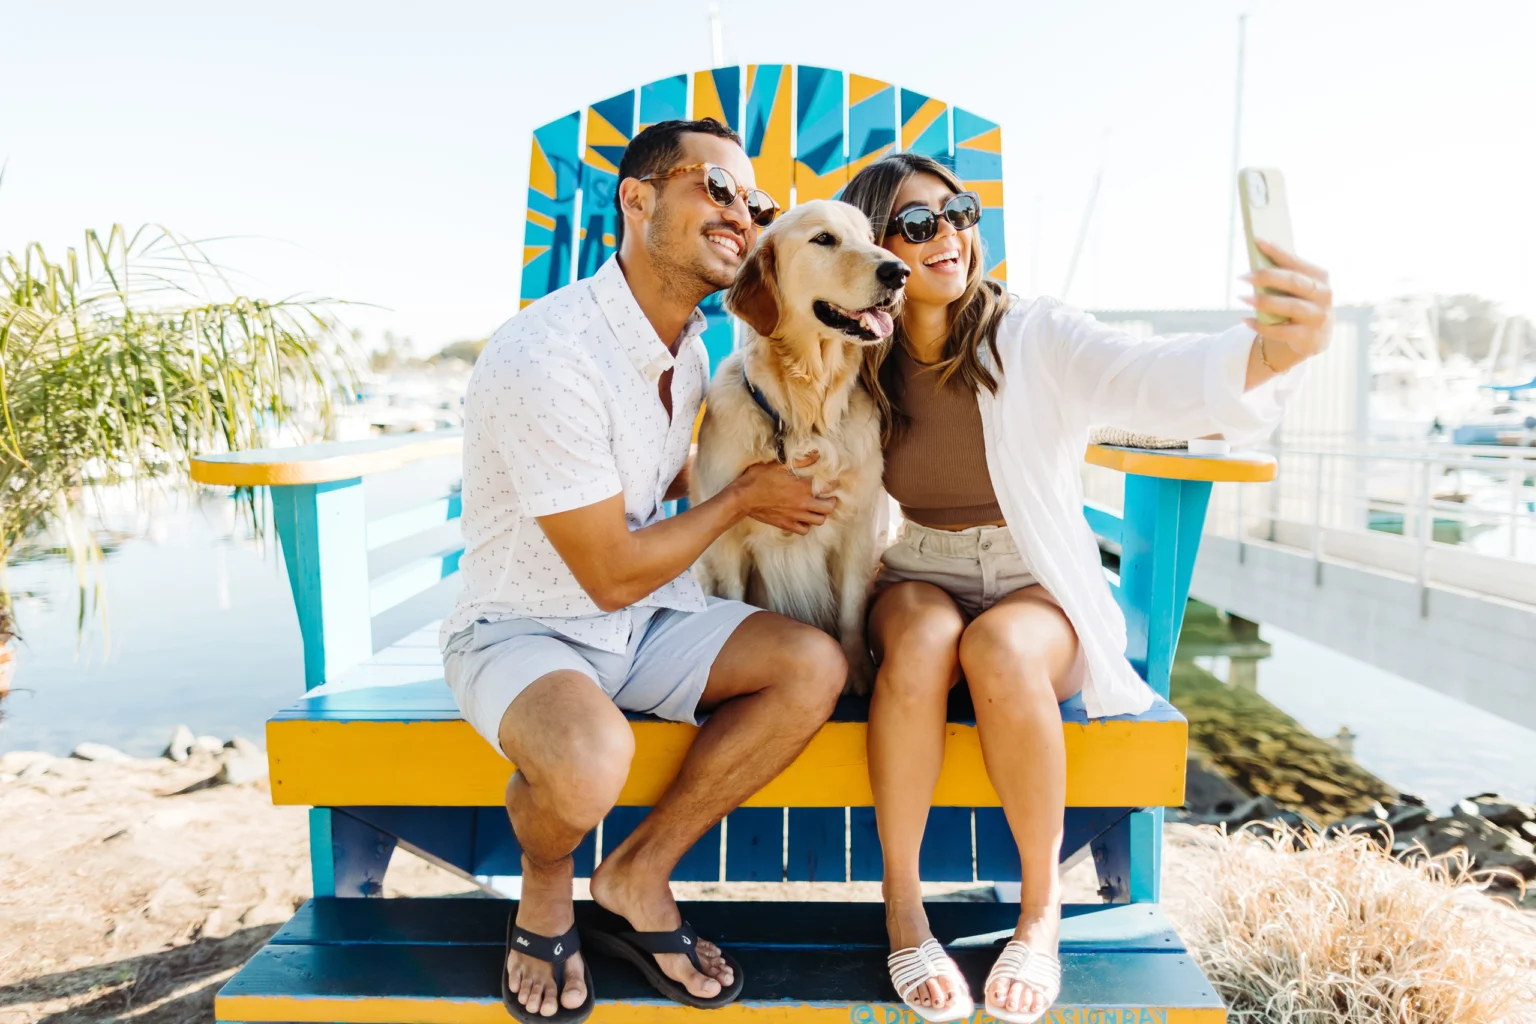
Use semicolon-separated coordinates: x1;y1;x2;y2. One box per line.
499;670;636;1018
589;612;845;999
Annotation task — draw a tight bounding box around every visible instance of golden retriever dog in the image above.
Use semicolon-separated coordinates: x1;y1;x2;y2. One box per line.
690;200;909;692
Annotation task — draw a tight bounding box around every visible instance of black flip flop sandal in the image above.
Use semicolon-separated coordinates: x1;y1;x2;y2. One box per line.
585;911;745;1009
502;912;595;1024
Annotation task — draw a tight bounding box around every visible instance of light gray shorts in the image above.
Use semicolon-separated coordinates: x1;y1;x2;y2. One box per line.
442;598;760;756
873;520;1038;620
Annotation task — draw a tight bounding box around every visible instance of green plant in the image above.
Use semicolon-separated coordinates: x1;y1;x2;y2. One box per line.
0;224;356;629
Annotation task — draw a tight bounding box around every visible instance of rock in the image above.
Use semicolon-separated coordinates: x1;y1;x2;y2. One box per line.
217;754;268;786
224;736;261;758
71;742;132;763
1178;758;1250;821
0;750;49;774
1381;798;1433;834
1402;815;1536;883
1463;793;1536;831
1326;811;1392;847
17;756;52;779
162;725;195;762
191;735;224;756
0;772;16;784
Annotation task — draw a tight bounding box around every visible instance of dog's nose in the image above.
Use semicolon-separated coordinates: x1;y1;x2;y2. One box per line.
877;259;910;290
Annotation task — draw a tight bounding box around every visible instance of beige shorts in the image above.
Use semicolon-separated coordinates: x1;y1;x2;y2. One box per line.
873;520;1039;620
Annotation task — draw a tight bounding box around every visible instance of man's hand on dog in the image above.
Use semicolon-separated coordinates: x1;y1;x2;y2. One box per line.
731;453;837;534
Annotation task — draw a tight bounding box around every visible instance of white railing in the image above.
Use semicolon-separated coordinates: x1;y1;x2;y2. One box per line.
1084;443;1536;613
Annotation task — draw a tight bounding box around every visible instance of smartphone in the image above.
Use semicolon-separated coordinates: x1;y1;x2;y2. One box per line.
1238;167;1295;326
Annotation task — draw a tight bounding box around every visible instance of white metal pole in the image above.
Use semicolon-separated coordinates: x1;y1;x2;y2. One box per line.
708;4;724;67
1511;455;1522;559
1312;450;1324;584
1223;13;1248;309
1417;459;1433;617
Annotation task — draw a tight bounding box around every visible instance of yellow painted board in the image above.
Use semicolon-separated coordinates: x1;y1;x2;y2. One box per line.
219;994;1226;1023
1085;444;1277;483
266;715;1186;809
191;433;464;487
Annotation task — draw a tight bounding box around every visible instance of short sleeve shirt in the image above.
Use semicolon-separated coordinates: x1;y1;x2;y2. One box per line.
440;257;710;653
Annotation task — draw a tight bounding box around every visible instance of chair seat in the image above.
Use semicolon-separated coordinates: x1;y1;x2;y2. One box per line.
216;897;1225;1023
266;625;1188;809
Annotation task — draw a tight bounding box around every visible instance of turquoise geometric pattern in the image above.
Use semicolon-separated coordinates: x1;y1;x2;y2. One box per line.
794;66;846;202
954;107;1007;284
744;64;793;211
847;75;897;180
639;73;687;129
518;68;1009;364
693;66;742;132
900;88;952;167
519;111;580;308
578;88;637;279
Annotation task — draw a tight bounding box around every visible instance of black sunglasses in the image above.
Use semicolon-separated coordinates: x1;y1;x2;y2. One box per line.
883;191;982;244
638;162;780;227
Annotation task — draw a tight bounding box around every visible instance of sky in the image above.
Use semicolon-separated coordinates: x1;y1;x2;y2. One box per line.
5;0;1533;355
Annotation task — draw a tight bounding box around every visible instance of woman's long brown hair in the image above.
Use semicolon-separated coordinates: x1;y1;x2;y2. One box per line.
841;153;1012;443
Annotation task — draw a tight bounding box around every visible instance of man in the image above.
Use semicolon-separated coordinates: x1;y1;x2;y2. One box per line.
440;118;846;1021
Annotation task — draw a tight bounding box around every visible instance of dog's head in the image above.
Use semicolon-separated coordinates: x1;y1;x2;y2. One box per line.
725;200;908;346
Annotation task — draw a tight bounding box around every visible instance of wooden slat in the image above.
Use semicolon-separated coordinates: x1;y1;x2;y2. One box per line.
1087;444;1277;483
786;807;844;882
793;65;846;202
691;66;743;132
847;75;896;180
918;806;974;882
899;87;951;164
1083;500;1125;544
191;432;463;488
367;545;463;616
744;64;793;212
266;687;1188;809
954;106;1007;282
638;73;687;129
724;807;784;882
519;111;581;308
365;494;462;550
578;88;637;279
848;806;883;882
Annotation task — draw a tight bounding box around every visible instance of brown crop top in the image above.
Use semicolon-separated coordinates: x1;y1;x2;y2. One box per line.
881;345;1004;528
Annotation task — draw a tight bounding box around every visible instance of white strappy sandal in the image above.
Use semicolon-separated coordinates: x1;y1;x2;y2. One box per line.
984;940;1062;1024
886;937;975;1023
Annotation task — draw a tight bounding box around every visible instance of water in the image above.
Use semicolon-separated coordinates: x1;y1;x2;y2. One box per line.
4;493;1535;813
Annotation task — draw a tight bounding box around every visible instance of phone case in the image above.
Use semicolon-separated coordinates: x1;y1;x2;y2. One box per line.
1238;167;1296;326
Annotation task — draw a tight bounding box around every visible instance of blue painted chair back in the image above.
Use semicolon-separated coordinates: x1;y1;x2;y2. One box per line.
520;65;1008;369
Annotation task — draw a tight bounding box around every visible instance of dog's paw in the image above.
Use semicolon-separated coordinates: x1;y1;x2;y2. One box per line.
843;649;876;696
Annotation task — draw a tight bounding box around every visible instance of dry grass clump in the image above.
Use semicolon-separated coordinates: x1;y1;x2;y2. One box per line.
1172;823;1536;1023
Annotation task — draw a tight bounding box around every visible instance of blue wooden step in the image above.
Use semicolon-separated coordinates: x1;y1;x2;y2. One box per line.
216;898;1225;1022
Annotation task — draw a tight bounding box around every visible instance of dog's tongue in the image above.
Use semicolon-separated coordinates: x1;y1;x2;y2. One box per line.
858;309;894;338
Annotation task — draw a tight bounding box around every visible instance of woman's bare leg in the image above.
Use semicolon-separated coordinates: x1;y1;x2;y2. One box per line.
958;587;1081;1019
867;581;966;1012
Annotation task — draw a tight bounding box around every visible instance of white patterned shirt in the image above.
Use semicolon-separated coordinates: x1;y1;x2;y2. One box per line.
441;256;710;652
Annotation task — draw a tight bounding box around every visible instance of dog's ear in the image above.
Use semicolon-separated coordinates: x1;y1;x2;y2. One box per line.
726;238;779;337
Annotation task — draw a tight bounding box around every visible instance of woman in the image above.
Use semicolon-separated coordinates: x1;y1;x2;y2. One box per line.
840;154;1331;1024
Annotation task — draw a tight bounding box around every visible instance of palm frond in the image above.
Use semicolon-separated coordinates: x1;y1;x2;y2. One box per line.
0;224;359;630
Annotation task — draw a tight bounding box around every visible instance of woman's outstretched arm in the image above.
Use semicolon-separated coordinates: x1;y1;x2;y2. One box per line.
1029;241;1332;443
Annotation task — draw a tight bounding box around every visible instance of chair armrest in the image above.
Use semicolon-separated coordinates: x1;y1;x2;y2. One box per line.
191;431;464;487
1084;444;1275;483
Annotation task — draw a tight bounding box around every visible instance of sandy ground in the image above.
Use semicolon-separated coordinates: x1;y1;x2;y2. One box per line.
2;752;1530;1024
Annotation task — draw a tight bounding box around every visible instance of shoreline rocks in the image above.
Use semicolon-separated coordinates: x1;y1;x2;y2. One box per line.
4;726;268;789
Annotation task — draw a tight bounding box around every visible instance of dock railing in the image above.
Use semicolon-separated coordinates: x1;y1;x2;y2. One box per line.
1085;443;1536;613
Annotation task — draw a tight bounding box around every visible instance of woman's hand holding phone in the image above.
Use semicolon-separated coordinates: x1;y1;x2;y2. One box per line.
1240;240;1333;371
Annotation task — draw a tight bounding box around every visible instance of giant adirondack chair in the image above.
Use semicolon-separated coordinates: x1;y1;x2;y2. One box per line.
193;65;1276;1023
